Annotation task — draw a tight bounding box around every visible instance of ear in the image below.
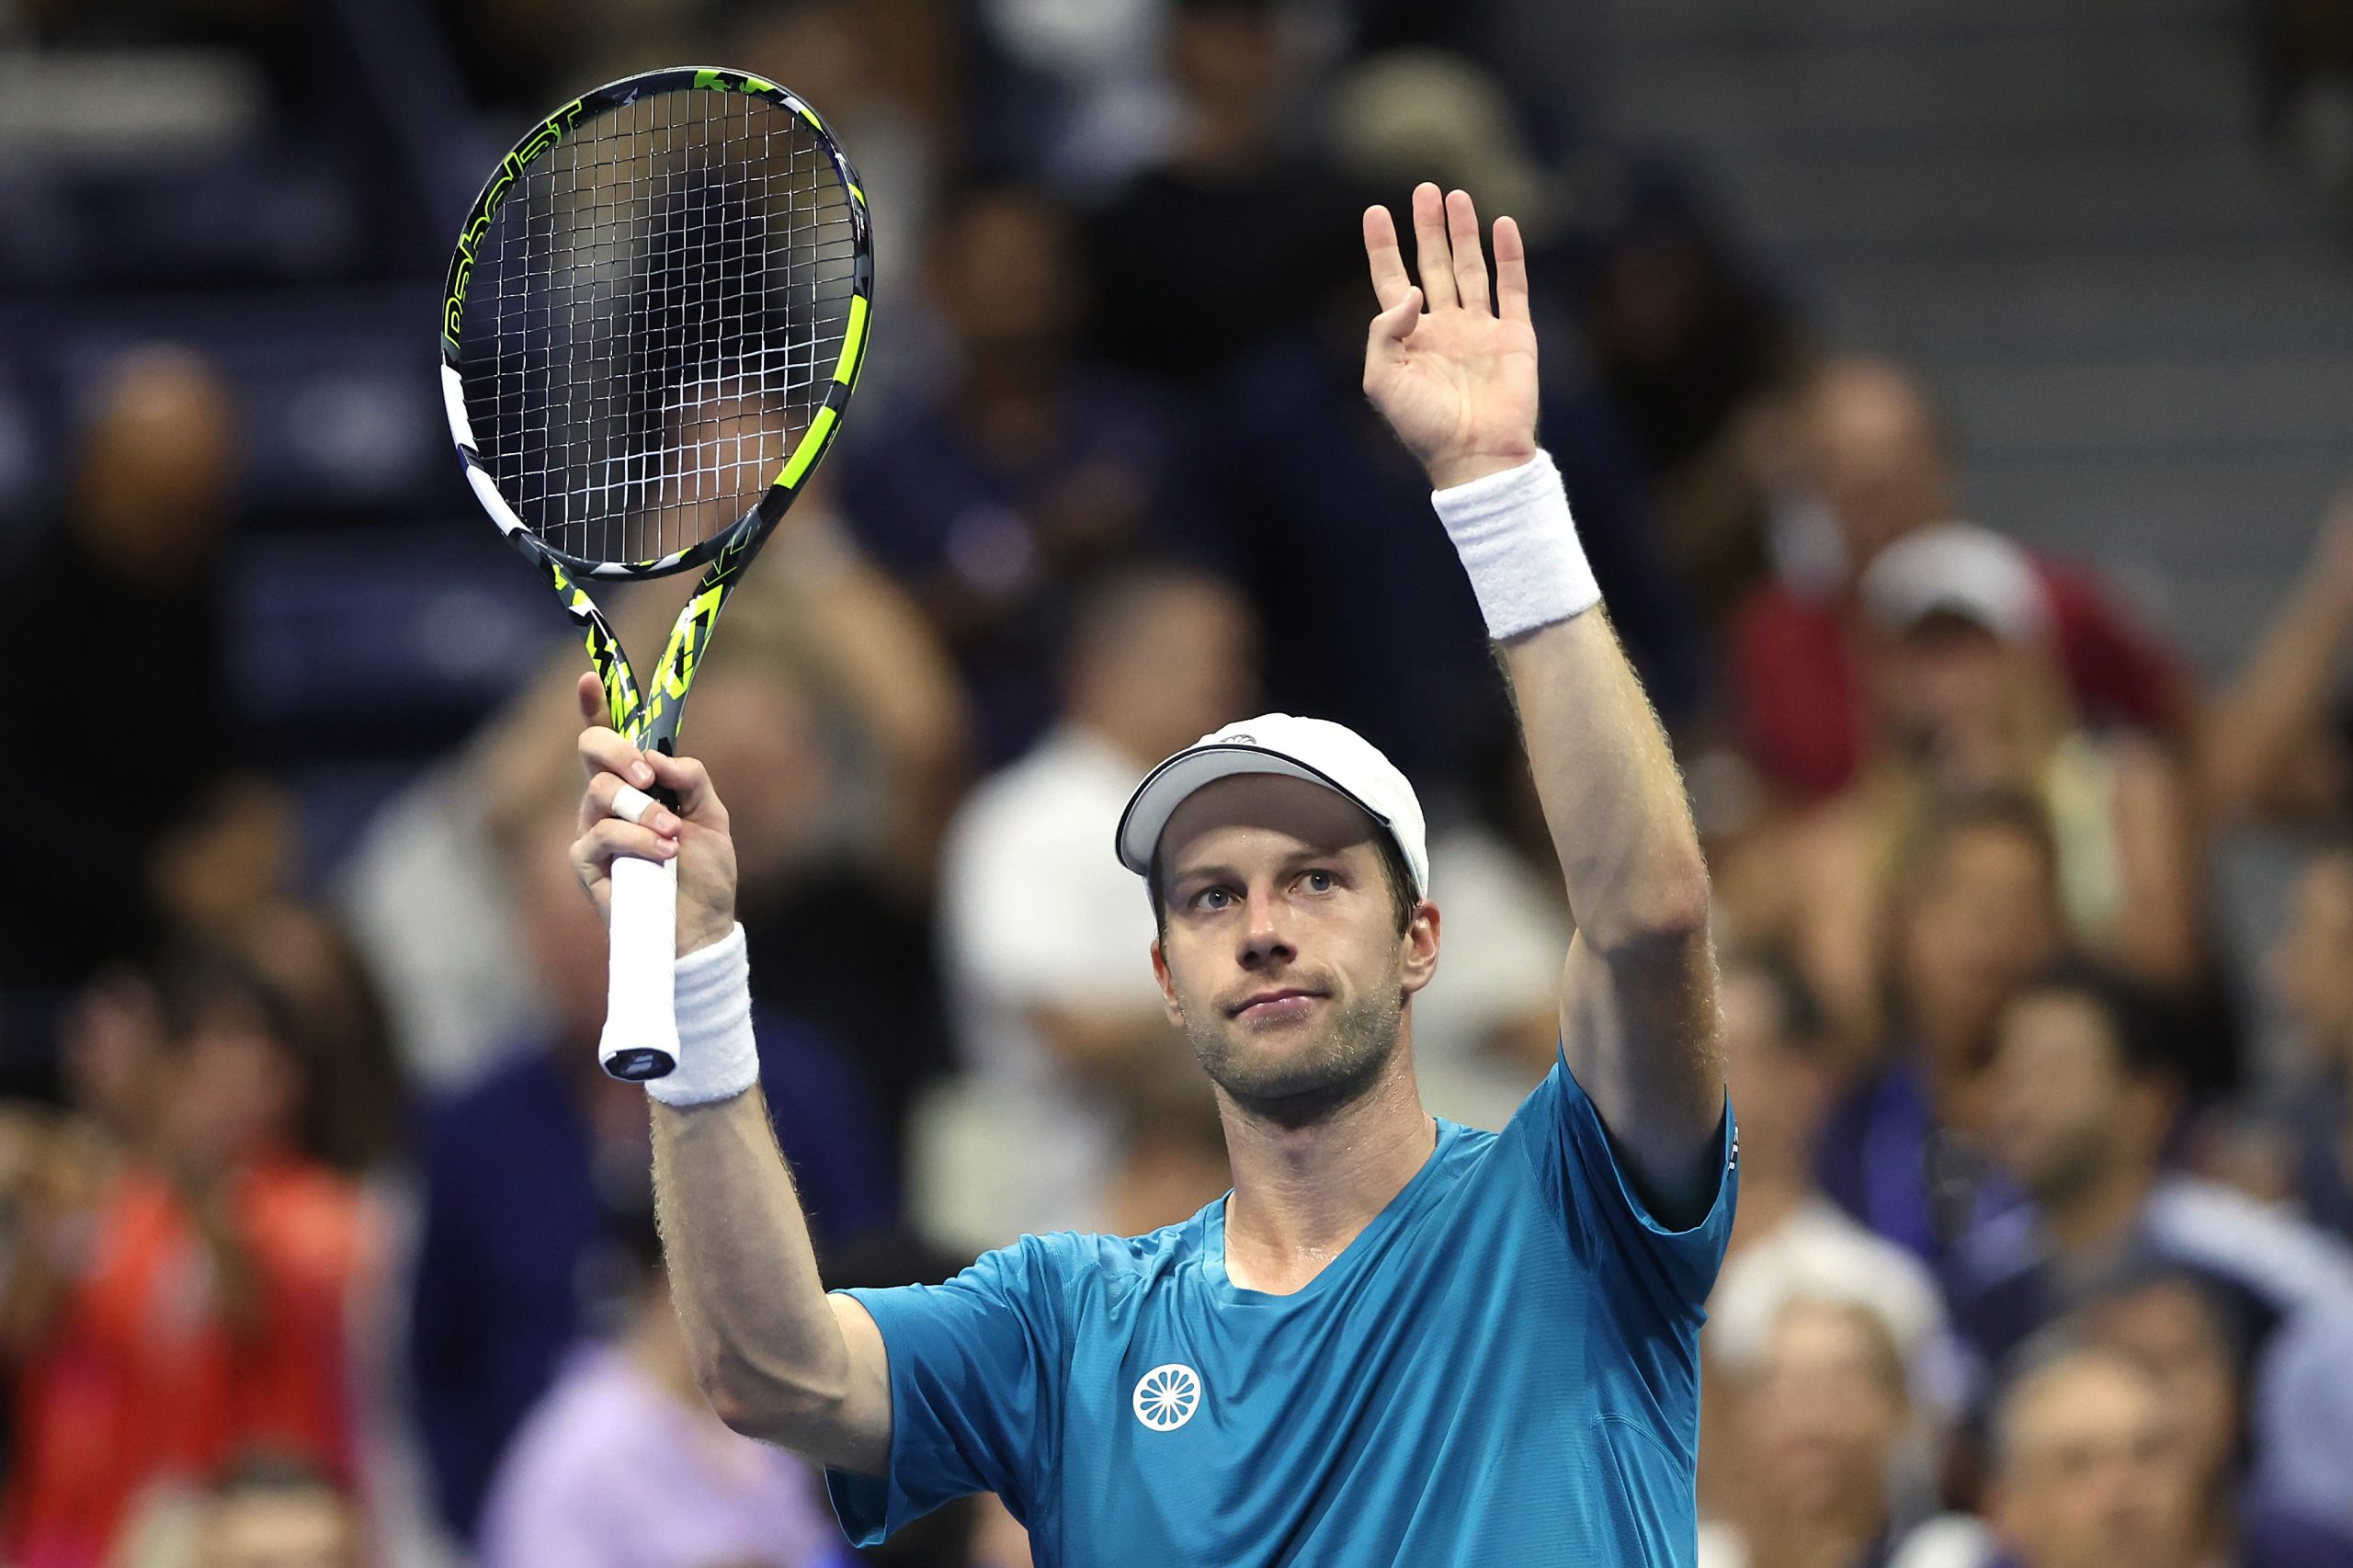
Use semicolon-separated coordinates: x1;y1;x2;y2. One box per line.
1399;899;1441;997
1150;940;1186;1028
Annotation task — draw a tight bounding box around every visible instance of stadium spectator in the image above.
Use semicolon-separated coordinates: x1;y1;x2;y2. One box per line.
477;1206;850;1568
1812;794;2060;1259
0;347;242;1006
2265;846;2353;1241
928;566;1255;1244
1727;357;2192;803
1775;523;2206;1028
1984;1345;2205;1568
407;804;890;1541
337;502;965;1096
1699;1297;1988;1568
2203;483;2353;828
1406;742;1572;1131
3;948;371;1568
689;640;960;1154
1566;162;1807;629
2075;1269;2353;1564
1080;0;1364;389
1699;955;1957;1515
1953;964;2353;1455
837;183;1206;767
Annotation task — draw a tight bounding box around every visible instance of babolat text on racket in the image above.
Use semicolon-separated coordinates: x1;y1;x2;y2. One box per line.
439;65;871;1080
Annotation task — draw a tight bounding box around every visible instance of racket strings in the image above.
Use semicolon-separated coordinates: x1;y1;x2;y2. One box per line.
463;86;858;567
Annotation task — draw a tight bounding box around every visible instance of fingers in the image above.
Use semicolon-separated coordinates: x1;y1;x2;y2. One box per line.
573;816;680;879
578;770;684;837
1410;183;1457;310
1369;285;1422;349
1494;213;1531;324
643;749;728;831
575;672;609;729
580;723;657;790
1445;188;1490;312
1362;205;1414;310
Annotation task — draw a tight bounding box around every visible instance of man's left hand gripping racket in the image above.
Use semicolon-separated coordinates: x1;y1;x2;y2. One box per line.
440;66;872;1081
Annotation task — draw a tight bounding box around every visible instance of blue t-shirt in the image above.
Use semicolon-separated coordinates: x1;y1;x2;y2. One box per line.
827;1057;1737;1564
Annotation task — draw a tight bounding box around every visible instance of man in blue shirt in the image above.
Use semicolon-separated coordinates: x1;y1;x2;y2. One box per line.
569;183;1735;1564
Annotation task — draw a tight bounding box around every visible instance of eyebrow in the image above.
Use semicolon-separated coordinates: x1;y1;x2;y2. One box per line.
1166;847;1357;888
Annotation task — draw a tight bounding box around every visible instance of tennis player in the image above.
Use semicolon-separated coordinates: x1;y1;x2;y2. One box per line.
572;183;1733;1563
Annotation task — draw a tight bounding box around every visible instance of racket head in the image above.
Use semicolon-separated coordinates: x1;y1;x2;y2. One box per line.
440;66;872;584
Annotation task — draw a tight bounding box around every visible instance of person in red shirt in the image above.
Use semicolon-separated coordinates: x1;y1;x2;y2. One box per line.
3;948;369;1568
1730;356;2191;802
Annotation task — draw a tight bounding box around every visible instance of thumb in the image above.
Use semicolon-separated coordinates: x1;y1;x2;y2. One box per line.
1369;285;1422;348
576;672;611;730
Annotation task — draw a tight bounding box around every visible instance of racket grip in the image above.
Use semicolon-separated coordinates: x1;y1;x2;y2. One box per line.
599;853;681;1081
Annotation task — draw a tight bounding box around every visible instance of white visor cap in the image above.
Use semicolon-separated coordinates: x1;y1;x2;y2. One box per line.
1860;521;2052;646
1115;713;1430;899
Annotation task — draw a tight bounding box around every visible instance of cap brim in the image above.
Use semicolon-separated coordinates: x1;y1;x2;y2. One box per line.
1114;744;1394;878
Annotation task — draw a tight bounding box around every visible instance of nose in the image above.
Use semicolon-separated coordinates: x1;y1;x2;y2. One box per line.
1238;888;1295;970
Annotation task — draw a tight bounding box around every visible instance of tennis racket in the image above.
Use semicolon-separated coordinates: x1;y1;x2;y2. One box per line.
439;65;872;1081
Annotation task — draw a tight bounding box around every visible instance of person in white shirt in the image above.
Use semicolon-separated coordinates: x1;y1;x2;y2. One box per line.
929;567;1256;1243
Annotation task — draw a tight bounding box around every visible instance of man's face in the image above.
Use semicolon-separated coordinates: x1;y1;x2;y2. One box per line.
1987;992;2131;1203
1151;777;1436;1123
2082;1281;2240;1491
1995;1358;2200;1568
1900;823;2063;1062
2267;853;2353;1067
1741;1301;1906;1522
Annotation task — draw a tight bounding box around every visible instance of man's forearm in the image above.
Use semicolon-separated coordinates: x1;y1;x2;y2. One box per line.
642;927;879;1466
1499;611;1711;959
652;1091;849;1428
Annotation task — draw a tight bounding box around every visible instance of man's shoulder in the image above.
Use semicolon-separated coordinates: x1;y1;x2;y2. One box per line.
2144;1176;2353;1312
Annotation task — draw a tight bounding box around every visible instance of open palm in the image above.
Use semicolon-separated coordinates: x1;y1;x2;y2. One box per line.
1362;184;1540;491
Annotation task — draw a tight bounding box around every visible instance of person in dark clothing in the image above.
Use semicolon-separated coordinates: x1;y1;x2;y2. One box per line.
0;347;242;1004
1080;0;1369;391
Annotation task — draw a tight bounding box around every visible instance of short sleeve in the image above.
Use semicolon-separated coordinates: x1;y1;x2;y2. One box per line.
1510;1051;1737;1318
824;1235;1069;1545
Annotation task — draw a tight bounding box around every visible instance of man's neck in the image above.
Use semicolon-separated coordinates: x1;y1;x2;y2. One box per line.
1219;1055;1435;1296
2042;1161;2157;1259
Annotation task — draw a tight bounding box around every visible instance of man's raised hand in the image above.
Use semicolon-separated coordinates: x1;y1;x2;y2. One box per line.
1362;184;1540;492
571;671;740;958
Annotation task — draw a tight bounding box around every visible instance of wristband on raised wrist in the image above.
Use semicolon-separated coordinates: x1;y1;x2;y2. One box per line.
1429;449;1601;640
644;923;759;1107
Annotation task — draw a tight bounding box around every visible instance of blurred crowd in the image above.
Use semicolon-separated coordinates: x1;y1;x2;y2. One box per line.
5;2;2353;1567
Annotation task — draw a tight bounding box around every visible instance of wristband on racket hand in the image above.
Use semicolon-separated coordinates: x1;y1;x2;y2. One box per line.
644;924;759;1107
1430;450;1600;639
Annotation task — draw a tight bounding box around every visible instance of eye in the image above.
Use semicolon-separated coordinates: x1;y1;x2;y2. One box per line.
1302;869;1335;893
1193;887;1233;912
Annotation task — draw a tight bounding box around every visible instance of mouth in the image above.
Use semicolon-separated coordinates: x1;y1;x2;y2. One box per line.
1227;987;1327;1021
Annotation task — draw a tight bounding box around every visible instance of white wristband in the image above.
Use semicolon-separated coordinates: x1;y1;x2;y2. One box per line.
1430;450;1601;640
645;924;759;1107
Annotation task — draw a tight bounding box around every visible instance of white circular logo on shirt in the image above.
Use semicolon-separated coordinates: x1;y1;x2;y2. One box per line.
1132;1364;1202;1431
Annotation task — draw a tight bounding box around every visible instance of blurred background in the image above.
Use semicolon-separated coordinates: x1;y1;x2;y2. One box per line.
5;0;2353;1564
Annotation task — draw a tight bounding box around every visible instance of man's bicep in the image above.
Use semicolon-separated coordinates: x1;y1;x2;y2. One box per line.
1557;934;1727;1230
822;1292;893;1476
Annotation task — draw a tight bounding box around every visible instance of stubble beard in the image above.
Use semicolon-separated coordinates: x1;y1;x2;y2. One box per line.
1179;965;1406;1130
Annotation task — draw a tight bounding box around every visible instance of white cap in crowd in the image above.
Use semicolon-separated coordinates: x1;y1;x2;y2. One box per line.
1859;521;2052;646
1115;713;1430;898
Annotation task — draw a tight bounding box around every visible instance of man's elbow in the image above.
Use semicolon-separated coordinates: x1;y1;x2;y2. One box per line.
1586;855;1712;958
696;1352;848;1446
